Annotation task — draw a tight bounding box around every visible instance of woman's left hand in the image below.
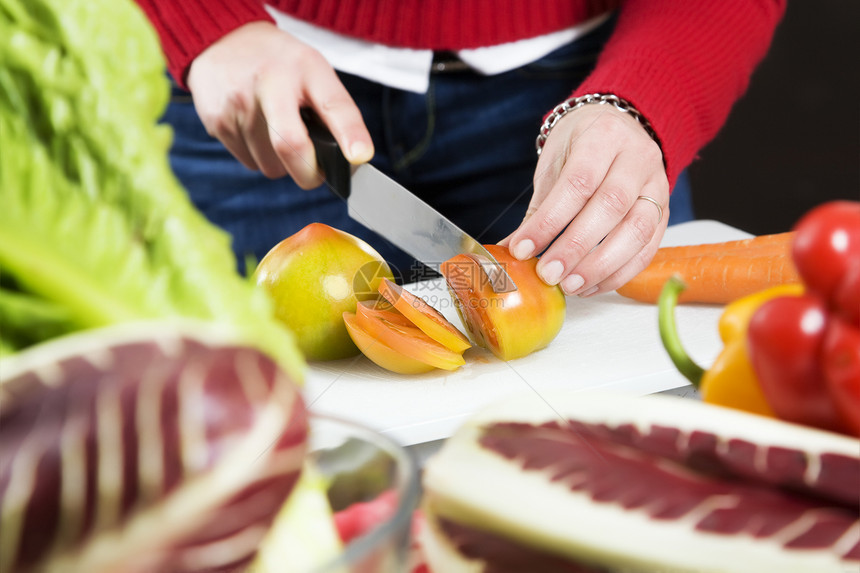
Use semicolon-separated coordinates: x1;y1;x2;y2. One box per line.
501;104;670;297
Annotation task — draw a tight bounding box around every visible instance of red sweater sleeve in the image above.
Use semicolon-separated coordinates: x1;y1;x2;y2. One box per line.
575;0;786;187
133;0;784;188
134;0;273;89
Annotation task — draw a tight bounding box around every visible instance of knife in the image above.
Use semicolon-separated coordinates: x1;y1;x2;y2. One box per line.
301;109;516;293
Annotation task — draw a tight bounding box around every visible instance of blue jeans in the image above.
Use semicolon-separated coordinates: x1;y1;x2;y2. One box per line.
163;16;693;280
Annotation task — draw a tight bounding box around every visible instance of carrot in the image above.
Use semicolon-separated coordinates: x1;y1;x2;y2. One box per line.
650;232;794;262
617;233;800;304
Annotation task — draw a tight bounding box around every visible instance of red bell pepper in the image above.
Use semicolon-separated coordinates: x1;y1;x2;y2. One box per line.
822;317;860;436
748;200;860;437
832;258;860;326
747;295;848;434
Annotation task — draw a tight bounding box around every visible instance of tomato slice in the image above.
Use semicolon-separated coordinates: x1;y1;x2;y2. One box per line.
355;298;415;329
378;279;472;353
343;312;436;374
442;258;499;349
352;310;465;372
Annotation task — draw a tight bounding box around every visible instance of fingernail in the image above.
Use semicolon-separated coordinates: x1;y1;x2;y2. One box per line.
561;274;584;295
577;285;599;298
511;239;535;260
538;260;564;285
349;141;372;162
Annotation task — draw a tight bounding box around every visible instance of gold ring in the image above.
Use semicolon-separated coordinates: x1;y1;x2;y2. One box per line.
636;195;663;225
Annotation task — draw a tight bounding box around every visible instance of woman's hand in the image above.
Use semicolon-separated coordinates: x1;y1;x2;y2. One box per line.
187;21;373;189
502;104;670;297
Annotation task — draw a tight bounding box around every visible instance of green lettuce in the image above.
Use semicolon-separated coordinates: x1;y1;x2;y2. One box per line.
0;0;305;380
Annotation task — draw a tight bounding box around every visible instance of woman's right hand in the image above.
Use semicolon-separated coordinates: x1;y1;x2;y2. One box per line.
187;21;373;189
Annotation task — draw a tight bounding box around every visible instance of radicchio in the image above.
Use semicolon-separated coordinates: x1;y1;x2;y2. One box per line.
0;326;308;572
479;419;860;563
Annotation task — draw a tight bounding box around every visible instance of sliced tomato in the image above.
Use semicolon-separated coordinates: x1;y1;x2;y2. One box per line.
378;279;472;353
353;309;465;372
343;312;437;374
355;298;416;330
441;245;566;361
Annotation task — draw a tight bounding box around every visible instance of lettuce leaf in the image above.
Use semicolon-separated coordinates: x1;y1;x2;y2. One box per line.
0;0;305;380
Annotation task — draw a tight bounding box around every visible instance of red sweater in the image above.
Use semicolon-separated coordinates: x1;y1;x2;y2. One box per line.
135;0;785;186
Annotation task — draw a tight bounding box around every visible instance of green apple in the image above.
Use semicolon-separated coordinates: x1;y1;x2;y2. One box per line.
255;223;394;361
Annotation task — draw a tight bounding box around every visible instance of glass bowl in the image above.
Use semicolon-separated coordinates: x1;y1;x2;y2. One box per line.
309;414;421;573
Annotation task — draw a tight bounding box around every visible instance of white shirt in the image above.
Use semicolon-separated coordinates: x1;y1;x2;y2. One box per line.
265;5;609;93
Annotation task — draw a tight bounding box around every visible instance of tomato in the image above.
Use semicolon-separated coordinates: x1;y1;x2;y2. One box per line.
791;200;860;303
441;245;566;361
378;278;471;353
343;312;437;374
255;223;393;361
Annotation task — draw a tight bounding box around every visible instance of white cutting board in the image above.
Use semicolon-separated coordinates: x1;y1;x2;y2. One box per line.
304;220;752;446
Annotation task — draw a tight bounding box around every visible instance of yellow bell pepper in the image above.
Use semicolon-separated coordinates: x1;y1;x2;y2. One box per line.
659;276;803;416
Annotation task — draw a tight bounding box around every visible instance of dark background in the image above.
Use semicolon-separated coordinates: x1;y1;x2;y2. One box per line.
688;0;859;234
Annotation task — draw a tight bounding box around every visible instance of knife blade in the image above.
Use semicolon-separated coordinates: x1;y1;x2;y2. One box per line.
301;109;516;293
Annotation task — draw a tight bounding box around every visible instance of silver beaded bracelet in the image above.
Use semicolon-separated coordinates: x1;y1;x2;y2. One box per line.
535;93;661;156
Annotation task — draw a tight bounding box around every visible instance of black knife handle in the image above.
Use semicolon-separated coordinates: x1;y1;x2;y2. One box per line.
300;108;351;199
